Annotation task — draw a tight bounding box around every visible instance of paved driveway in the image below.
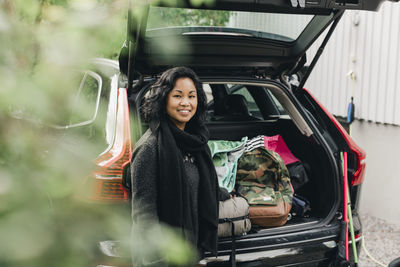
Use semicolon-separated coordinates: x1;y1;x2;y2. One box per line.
359;213;400;266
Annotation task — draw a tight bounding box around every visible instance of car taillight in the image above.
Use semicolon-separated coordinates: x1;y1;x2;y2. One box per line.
302;88;366;186
81;88;132;203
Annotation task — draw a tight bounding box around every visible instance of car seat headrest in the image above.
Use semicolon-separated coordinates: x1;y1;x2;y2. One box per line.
225;94;250;116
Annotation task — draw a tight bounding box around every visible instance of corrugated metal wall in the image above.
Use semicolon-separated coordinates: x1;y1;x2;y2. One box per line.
305;2;400;125
229;12;313;40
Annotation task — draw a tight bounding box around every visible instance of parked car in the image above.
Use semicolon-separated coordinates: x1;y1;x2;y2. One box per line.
70;1;400;266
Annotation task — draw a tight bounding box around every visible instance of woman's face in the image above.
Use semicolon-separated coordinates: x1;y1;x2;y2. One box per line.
166;77;198;130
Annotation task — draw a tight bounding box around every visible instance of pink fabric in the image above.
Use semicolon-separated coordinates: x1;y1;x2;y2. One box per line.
264;135;299;165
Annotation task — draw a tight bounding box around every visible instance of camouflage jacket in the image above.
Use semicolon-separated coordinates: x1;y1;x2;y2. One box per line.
236;147;293;205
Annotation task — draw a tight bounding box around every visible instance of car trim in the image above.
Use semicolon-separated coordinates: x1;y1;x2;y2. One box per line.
91;58;120;70
202;235;338;264
183;31;253;37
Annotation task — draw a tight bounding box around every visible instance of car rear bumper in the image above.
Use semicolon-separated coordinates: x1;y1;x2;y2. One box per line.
96;215;363;267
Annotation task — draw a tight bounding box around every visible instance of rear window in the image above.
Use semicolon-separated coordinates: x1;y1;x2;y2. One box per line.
58;71;116;156
205;83;284;122
147;6;314;41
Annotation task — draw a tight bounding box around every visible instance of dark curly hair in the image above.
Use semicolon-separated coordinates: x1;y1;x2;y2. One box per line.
141;67;207;131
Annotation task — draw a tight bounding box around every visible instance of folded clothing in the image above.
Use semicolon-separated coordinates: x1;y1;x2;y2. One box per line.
208;137;248;192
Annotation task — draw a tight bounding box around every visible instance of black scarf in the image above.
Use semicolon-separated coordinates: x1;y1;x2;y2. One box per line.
152;119;219;254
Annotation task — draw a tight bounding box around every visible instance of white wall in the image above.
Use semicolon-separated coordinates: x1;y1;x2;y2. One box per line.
351;120;400;224
229;12;313;40
305;2;400;125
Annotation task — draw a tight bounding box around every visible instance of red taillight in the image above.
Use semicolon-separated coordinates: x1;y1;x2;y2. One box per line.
302;88;366;186
350;146;366;186
81;88;132;203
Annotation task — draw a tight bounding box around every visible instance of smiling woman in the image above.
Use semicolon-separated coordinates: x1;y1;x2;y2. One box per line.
166;77;198;130
130;67;219;265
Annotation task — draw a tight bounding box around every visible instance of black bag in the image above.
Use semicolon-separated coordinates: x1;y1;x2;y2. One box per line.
287;161;310;191
290;194;310;217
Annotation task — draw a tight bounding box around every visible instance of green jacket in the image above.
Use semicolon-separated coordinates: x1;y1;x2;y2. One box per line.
208;137;247;192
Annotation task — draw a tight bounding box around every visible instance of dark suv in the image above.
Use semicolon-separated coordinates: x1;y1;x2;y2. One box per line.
74;1;398;266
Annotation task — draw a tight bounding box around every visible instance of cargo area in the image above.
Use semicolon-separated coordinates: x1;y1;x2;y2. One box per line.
207;118;338;221
199;80;340;242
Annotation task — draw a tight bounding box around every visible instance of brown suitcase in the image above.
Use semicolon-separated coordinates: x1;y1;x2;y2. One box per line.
249;192;292;227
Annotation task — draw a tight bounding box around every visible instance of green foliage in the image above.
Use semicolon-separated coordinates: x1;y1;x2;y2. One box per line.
148;6;231;28
0;0;211;266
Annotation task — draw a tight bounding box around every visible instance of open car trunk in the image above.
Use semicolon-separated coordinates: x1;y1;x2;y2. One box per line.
192;79;341;263
202;79;338;215
204;121;339;262
132;77;341;263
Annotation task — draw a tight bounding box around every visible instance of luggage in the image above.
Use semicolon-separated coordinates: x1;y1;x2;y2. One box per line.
287;161;310;191
246;191;291;227
218;196;251;237
290;194;311;217
218;195;251;267
236;147;293;227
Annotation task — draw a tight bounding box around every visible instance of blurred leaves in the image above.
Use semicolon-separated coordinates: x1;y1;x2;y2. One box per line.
0;0;125;266
148;6;230;28
0;0;218;265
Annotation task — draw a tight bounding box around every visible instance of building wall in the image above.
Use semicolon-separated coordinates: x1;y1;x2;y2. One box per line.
229;12;313;40
350;120;400;224
305;2;400;125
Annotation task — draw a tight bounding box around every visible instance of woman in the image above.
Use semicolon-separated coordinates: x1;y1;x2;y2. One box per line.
130;67;219;264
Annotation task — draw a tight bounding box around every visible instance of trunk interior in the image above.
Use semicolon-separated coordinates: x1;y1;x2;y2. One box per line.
207;118;337;224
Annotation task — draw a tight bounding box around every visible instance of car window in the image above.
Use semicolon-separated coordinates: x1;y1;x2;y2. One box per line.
230;87;263;120
147;6;314;42
62;73;115;156
205;83;283;122
69;73;101;125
